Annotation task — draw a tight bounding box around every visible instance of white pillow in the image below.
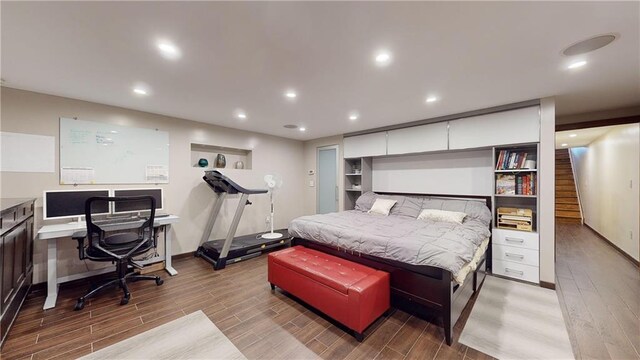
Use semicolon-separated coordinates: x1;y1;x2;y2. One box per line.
418;209;467;224
368;198;397;216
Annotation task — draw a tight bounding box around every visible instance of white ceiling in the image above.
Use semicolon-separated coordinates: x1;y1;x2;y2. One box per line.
555;124;635;148
2;2;639;140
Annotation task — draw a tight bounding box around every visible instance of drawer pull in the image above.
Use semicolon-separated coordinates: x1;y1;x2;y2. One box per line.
505;268;524;276
505;237;524;244
505;252;525;260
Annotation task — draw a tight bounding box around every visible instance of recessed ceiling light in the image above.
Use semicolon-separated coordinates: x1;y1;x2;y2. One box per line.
285;90;297;99
561;143;568;147
299;127;306;132
133;87;148;95
156;40;181;60
567;60;587;69
426;96;438;103
283;124;298;129
569;134;577;138
375;51;392;65
237;112;247;119
349;113;359;121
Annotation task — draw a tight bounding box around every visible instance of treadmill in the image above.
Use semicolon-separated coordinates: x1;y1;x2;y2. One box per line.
195;170;290;270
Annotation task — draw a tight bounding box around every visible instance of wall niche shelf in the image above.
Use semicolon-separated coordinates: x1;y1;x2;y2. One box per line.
190;143;252;170
344;157;372;210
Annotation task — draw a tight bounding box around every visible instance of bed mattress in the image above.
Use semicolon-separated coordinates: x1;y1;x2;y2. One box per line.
289;207;491;283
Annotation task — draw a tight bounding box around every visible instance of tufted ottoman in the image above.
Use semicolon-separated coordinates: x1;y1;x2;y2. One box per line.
268;246;390;341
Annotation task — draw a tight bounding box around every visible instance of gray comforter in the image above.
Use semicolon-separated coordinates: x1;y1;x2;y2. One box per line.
288;192;491;276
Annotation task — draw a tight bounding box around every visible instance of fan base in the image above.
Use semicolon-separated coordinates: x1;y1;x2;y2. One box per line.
261;232;283;240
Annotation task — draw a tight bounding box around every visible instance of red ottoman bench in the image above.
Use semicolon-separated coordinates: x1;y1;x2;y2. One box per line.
268;246;390;341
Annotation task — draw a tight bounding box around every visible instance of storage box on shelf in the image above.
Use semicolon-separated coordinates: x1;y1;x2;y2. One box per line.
491;144;540;284
344;157;372;210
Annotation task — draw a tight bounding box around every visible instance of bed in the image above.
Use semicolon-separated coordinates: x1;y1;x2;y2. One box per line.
288;191;492;345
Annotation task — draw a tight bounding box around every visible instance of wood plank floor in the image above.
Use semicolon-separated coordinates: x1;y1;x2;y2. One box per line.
555;222;640;360
0;254;494;360
1;222;637;360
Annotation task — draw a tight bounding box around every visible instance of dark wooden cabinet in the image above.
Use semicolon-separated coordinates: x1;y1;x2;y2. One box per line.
0;199;35;349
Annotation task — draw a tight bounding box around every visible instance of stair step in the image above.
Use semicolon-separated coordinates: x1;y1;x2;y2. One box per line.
556;217;582;224
556;179;576;186
556;185;577;192
556;210;582;218
556;198;579;204
557;191;577;197
556;204;580;211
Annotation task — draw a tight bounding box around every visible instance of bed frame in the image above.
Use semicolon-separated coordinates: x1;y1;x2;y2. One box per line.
291;192;492;346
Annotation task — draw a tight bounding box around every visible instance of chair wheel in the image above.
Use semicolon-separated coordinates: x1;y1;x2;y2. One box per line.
120;297;130;305
156;277;164;286
74;298;85;311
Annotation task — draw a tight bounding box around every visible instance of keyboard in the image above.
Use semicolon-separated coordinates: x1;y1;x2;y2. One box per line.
94;216;144;226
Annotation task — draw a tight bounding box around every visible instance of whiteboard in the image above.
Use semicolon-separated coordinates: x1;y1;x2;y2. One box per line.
59;118;169;184
0;132;55;173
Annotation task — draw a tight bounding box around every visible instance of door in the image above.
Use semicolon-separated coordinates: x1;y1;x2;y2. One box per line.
317;145;339;214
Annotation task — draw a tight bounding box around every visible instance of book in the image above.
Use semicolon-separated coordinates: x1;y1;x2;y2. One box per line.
496;174;516;194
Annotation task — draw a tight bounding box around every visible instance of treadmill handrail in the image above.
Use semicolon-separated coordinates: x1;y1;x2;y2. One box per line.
203;170;268;195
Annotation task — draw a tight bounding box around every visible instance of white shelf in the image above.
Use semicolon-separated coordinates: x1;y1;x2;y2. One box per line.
345;173;362;176
494;194;537;198
345;189;363;192
495;169;537;173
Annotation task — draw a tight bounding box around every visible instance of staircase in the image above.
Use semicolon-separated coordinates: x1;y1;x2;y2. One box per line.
555;149;582;223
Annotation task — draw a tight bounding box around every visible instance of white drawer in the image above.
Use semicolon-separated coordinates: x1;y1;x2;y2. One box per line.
492;259;539;283
492;228;539;250
493;244;539;267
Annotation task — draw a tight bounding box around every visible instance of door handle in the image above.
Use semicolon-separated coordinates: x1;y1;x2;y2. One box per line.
505;237;524;244
505;268;524;276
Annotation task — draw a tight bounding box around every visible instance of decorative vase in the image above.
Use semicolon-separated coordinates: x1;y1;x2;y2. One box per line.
198;158;209;168
215;154;226;168
235;161;244;169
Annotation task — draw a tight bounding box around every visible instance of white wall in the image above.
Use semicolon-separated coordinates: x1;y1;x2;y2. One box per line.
570;123;640;261
0;88;306;283
539;97;556;285
372;150;493;195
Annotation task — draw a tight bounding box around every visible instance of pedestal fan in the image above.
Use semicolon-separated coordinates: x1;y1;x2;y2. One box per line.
262;174;283;239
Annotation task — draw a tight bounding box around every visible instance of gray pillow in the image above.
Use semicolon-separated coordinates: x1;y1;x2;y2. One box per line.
422;198;491;225
355;191;425;218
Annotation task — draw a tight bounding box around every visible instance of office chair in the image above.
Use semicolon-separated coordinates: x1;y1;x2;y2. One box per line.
72;196;164;310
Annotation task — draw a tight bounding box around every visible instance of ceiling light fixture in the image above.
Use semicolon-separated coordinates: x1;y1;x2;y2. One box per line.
349;113;359;121
567;60;587;69
426;96;438;103
299;127;306;132
156;40;181;60
133;87;148;95
561;143;568;147
237;112;247;119
375;51;392;65
283;124;298;129
285;90;297;99
569;134;577;138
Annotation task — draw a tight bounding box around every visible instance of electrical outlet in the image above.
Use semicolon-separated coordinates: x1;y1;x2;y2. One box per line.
309;180;315;187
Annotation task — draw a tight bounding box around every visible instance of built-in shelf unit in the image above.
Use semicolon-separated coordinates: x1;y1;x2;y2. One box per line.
491;143;540;284
344;157;372;210
190;143;252;170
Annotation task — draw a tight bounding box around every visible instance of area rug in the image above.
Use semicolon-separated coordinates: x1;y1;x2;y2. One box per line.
80;310;247;360
459;275;574;360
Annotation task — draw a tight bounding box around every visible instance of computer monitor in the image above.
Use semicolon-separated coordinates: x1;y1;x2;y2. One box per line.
112;188;163;214
43;189;110;221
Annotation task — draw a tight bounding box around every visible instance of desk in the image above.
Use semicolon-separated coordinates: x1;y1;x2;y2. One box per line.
37;215;179;310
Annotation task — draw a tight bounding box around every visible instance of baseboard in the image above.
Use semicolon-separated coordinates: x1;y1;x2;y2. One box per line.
540;281;556;290
584;223;640;267
172;251;196;261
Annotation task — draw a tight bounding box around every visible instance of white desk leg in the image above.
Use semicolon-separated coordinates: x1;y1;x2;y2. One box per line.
164;224;178;276
43;238;59;310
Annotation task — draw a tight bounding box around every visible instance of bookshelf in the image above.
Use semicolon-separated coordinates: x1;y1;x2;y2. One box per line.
491;143;540;284
344;157;372;210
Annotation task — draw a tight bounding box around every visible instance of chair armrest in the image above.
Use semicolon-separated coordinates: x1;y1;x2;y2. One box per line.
73;231;87;260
